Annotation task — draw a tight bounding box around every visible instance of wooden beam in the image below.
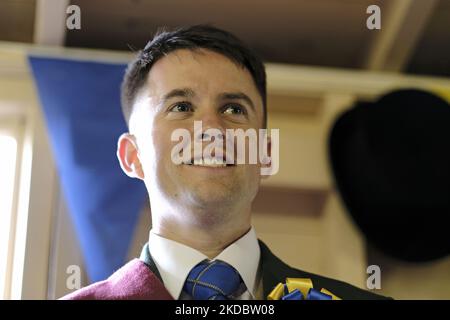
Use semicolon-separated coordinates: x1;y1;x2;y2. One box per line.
2;41;450;99
33;0;69;45
364;0;438;72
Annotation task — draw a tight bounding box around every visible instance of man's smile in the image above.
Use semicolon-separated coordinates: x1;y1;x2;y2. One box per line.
183;154;236;167
182;156;237;173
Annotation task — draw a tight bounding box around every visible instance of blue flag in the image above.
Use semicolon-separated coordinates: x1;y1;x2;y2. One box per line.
28;56;147;282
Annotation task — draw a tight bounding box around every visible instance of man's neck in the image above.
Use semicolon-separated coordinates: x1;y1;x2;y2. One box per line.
152;218;251;259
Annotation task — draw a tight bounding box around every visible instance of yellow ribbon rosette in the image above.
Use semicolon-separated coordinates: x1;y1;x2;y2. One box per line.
267;278;341;300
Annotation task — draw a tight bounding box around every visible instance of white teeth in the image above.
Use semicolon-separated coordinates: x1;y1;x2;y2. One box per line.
191;157;227;167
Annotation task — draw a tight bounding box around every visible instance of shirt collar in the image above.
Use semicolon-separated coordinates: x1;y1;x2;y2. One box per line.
148;227;260;299
215;227;261;298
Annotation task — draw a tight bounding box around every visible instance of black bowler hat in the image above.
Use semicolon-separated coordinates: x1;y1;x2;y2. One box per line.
329;89;450;262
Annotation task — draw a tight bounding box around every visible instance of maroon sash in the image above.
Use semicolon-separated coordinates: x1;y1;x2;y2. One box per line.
60;259;173;300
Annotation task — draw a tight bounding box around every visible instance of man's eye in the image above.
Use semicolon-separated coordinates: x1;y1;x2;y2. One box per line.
223;104;246;115
170;102;193;112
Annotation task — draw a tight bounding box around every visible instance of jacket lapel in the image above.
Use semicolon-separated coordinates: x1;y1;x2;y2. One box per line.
259;240;312;298
140;242;164;282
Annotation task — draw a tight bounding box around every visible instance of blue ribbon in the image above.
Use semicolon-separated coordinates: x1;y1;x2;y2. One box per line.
280;285;333;300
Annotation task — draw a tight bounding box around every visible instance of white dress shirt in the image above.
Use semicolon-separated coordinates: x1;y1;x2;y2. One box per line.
147;227;262;300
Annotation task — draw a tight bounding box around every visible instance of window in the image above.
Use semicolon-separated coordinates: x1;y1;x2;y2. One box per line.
0;134;18;299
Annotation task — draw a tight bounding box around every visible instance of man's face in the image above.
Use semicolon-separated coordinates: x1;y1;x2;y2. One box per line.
128;49;265;216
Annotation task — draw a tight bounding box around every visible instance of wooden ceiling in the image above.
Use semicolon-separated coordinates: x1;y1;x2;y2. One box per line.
0;0;36;43
0;0;449;77
406;0;450;76
64;0;383;69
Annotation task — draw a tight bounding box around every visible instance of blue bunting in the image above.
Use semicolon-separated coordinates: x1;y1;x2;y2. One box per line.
28;56;148;282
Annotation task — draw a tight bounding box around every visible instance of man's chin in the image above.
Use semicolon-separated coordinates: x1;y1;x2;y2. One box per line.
186;186;236;207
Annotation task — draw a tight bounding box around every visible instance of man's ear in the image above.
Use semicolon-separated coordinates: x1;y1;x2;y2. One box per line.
261;135;272;179
117;133;145;180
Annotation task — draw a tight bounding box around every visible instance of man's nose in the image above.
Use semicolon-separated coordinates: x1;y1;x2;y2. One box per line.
195;113;226;141
198;131;224;141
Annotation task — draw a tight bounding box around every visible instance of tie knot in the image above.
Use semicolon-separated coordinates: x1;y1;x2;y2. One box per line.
183;260;242;300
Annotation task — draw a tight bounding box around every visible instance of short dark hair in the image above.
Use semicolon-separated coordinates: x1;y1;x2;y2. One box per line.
121;25;267;127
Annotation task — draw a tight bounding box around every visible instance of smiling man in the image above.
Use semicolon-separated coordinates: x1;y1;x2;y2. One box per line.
61;25;388;300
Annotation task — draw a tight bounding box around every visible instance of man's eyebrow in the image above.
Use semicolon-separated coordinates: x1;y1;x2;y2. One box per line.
218;92;255;111
161;87;196;103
